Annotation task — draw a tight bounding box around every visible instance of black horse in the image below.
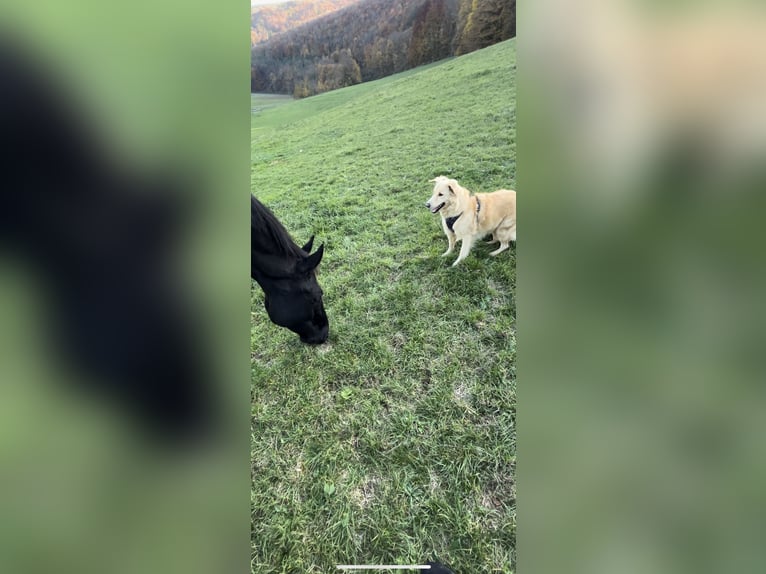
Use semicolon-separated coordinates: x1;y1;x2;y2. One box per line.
251;196;329;344
0;31;215;441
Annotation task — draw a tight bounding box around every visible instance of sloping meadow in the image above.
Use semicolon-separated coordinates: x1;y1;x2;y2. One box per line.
251;39;516;573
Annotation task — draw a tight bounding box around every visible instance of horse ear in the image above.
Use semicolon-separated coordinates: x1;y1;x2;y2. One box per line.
301;235;315;254
299;243;324;272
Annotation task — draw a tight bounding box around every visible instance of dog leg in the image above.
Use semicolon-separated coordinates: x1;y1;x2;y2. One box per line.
442;237;456;256
489;242;510;256
452;236;475;266
441;228;456;257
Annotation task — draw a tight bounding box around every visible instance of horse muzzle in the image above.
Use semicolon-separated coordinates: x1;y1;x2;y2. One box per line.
300;326;328;345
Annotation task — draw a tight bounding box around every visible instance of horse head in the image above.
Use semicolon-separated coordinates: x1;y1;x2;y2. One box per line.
251;234;329;345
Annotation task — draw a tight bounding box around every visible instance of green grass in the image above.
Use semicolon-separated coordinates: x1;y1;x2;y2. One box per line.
251;93;294;116
251;59;449;131
251;39;516;574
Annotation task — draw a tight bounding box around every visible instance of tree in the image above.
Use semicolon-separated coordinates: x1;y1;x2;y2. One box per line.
408;0;456;67
456;0;515;55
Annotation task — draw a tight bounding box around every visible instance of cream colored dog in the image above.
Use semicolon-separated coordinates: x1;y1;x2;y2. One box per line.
425;176;516;267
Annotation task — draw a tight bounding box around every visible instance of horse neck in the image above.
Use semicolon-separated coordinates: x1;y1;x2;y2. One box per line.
252;219;303;261
251;197;303;255
251;241;300;280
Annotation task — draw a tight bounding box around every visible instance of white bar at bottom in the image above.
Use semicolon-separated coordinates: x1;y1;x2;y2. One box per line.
336;566;431;570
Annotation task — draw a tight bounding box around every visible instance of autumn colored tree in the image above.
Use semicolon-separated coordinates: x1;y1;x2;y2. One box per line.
455;0;515;55
407;0;457;68
250;0;515;96
251;0;360;45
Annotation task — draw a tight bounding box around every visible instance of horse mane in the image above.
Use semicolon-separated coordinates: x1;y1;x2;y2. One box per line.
251;195;304;259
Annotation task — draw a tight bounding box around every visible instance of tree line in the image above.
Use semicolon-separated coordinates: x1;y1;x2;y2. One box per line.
251;0;515;97
251;0;360;45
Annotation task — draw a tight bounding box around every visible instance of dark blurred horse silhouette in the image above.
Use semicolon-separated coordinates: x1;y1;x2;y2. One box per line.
251;196;328;344
0;31;213;442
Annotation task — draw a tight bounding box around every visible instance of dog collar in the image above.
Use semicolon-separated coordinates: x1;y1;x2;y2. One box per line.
445;213;462;231
446;198;481;231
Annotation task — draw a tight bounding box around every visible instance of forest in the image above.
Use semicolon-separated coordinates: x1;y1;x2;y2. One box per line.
251;0;360;45
251;0;515;97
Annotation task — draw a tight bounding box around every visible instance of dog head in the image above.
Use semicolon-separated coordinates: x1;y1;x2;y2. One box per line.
425;176;460;214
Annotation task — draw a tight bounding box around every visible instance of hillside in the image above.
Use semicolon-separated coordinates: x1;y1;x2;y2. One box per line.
251;0;515;96
251;39;516;574
250;0;360;45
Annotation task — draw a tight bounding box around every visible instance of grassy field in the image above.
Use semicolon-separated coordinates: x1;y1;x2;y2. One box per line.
251;93;293;116
251;39;516;574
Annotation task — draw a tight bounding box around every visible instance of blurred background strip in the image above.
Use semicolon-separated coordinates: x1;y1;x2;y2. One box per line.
0;1;250;573
521;1;766;574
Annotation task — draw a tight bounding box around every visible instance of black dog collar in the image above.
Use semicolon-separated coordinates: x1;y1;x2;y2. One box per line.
446;197;481;231
445;213;461;231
